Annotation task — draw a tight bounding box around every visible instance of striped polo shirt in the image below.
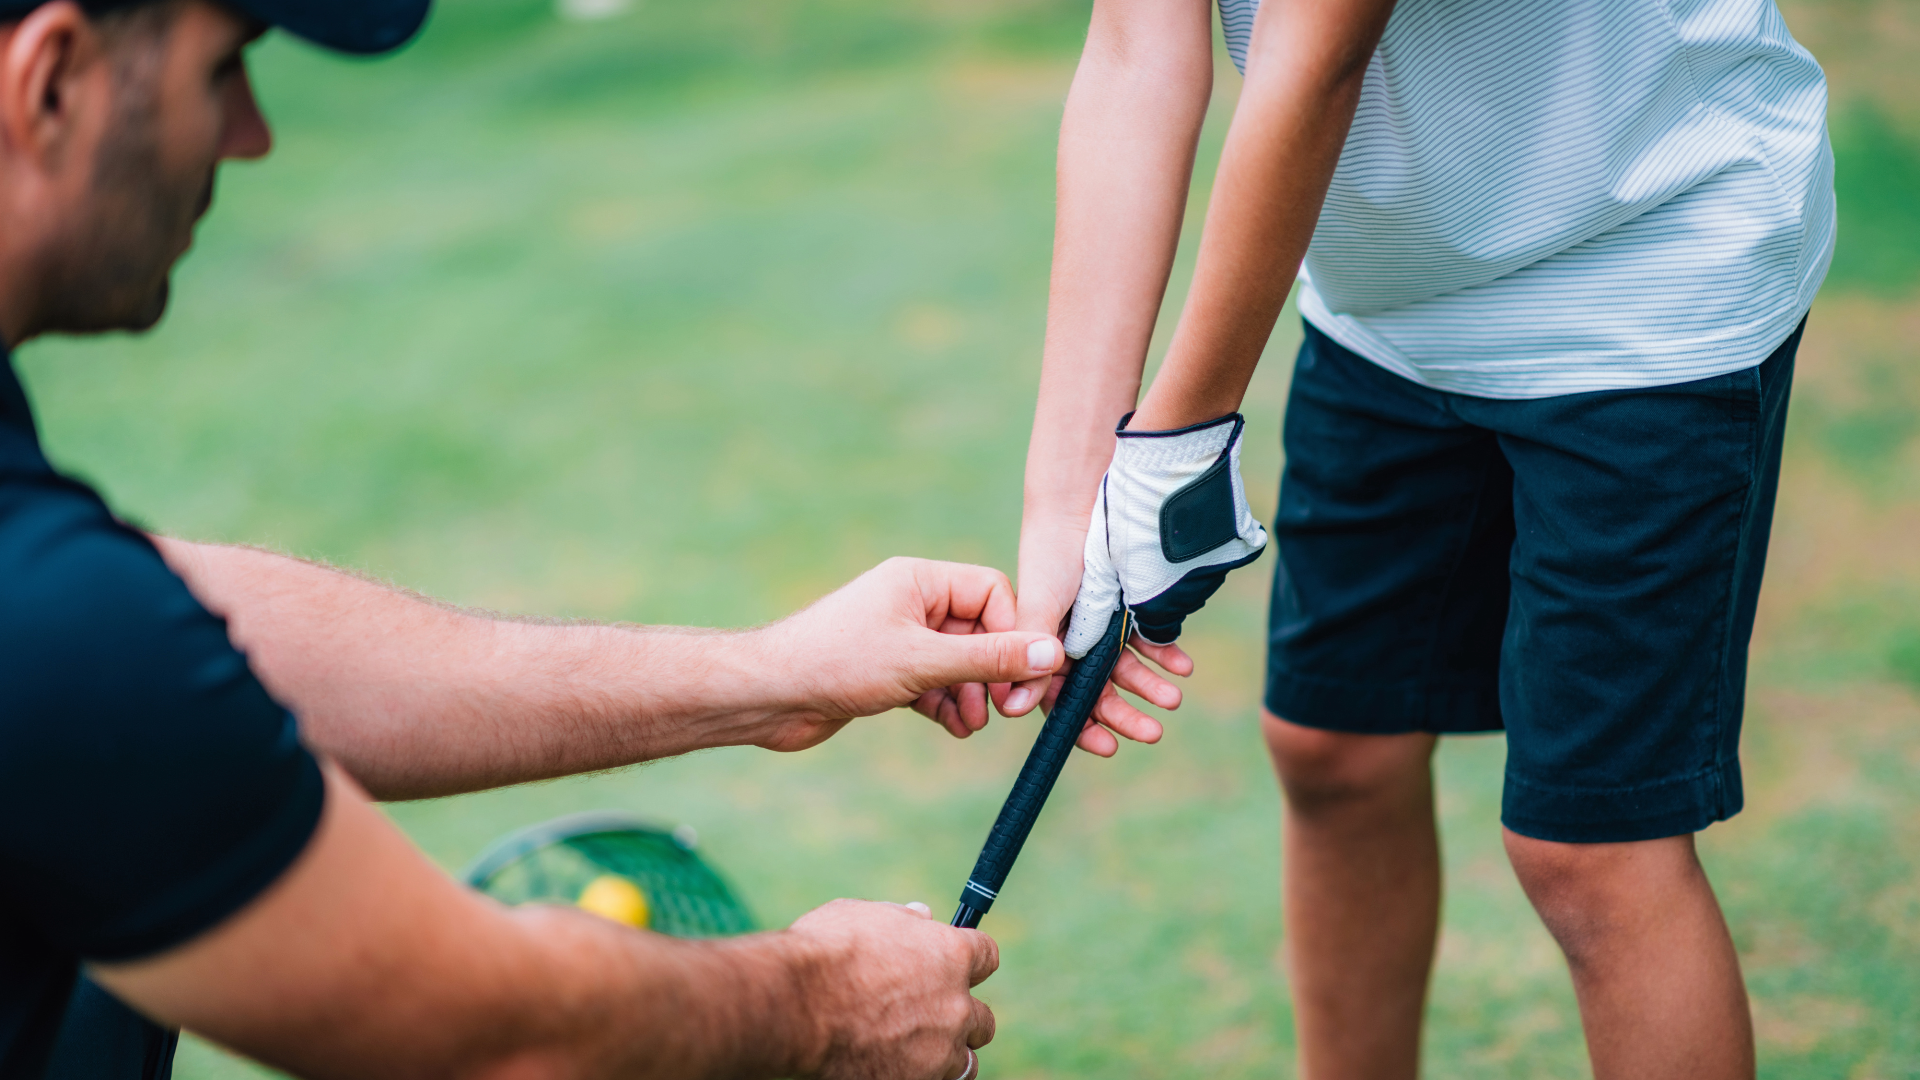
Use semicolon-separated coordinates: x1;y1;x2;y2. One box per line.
1218;0;1834;398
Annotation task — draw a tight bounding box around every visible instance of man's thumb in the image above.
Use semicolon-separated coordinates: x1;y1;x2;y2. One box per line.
923;631;1062;688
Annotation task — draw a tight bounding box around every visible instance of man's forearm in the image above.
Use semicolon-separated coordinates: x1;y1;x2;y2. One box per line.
100;767;987;1080
154;538;792;799
1024;0;1215;530
492;907;827;1080
154;541;1056;799
1130;0;1397;432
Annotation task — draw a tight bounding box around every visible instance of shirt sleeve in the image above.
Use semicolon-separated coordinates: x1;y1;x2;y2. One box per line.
0;479;324;963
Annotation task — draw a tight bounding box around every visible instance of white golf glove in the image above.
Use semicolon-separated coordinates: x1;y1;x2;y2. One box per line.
1063;412;1268;659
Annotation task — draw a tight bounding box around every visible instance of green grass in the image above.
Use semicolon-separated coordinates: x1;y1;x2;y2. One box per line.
13;2;1920;1077
1828;102;1920;295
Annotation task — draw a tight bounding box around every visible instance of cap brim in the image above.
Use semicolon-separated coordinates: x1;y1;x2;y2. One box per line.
227;0;431;55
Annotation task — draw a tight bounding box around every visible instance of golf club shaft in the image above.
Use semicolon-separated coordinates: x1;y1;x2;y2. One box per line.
951;606;1130;929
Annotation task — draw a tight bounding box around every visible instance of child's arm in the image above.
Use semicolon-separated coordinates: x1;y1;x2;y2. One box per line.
1132;0;1397;430
1008;0;1217;749
1009;0;1398;740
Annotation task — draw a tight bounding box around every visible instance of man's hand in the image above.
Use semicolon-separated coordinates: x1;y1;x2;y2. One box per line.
747;557;1065;750
789;900;996;1080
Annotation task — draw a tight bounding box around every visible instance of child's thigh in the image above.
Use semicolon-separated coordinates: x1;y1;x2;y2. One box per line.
1474;327;1800;844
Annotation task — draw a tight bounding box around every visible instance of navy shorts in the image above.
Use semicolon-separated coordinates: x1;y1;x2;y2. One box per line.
1264;319;1803;843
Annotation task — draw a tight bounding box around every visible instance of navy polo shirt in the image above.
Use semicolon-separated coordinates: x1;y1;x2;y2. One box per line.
0;343;325;1080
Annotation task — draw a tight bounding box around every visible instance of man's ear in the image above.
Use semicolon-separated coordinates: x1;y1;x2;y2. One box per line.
0;2;105;168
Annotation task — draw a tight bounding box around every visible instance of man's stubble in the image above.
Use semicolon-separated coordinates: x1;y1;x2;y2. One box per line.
36;7;212;337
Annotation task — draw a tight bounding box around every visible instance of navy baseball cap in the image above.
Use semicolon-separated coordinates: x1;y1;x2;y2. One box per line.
0;0;432;55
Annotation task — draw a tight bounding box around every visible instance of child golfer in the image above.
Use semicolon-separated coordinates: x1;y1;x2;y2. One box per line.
996;0;1831;1076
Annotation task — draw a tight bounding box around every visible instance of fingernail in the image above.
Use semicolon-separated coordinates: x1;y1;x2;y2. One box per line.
1005;687;1033;713
1026;639;1058;671
905;902;931;916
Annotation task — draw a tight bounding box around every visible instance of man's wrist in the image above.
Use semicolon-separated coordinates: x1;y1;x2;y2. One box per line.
714;930;833;1078
727;621;815;719
569;623;798;758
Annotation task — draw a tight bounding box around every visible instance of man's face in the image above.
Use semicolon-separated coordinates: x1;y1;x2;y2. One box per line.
36;0;269;334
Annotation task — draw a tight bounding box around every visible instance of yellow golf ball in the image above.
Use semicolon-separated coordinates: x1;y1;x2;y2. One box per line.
577;874;650;928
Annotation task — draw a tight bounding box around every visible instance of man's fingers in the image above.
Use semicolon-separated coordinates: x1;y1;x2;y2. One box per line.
913;683;996;736
1000;674;1050;717
921;631;1061;692
960;928;999;987
908;559;1018;631
955;681;990;731
914;689;973;738
966;998;996;1049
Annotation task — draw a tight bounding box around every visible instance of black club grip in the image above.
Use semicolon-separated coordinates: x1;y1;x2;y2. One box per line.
951;606;1129;929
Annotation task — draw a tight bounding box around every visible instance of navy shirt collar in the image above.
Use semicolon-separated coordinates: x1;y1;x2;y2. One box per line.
0;339;53;474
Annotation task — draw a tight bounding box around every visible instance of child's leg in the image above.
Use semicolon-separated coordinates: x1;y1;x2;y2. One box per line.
1474;323;1803;1079
1263;322;1519;1078
1265;716;1438;1080
1505;831;1752;1080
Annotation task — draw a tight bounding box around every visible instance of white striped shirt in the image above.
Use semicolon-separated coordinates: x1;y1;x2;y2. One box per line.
1218;0;1834;398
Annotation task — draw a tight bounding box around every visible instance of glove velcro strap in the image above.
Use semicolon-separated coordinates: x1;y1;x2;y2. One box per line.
1161;450;1238;562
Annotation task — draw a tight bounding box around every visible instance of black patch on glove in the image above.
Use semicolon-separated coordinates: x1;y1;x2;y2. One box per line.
1131;570;1229;645
1160;453;1239;562
1130;547;1266;645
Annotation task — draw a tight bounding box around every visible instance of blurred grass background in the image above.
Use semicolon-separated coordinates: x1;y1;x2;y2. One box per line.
14;0;1920;1075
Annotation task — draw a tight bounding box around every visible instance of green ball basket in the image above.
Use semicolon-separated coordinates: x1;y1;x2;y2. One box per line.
462;811;756;938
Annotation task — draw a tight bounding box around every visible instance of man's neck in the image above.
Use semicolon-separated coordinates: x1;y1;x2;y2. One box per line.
0;187;51;347
0;253;35;349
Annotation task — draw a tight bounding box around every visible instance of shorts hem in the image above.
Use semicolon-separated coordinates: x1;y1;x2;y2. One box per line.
1264;665;1503;735
1499;757;1745;844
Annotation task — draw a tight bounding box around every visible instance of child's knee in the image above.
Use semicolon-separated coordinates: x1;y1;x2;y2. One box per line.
1503;829;1702;963
1261;711;1432;816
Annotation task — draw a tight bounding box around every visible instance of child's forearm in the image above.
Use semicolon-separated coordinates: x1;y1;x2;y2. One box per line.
1131;0;1398;432
1025;0;1216;530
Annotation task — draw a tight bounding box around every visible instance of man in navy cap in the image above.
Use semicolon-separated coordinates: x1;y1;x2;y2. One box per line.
0;3;1060;1078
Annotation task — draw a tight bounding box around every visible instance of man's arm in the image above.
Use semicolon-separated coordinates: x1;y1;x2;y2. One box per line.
1011;0;1396;735
1009;0;1217;751
155;540;1062;800
95;765;995;1080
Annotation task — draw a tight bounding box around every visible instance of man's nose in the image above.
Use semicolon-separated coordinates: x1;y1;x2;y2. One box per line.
219;66;273;161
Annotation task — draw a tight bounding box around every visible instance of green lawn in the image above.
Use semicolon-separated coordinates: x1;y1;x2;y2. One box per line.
14;1;1920;1076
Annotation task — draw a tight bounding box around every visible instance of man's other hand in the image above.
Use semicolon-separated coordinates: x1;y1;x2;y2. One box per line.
789;899;996;1080
750;557;1065;750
